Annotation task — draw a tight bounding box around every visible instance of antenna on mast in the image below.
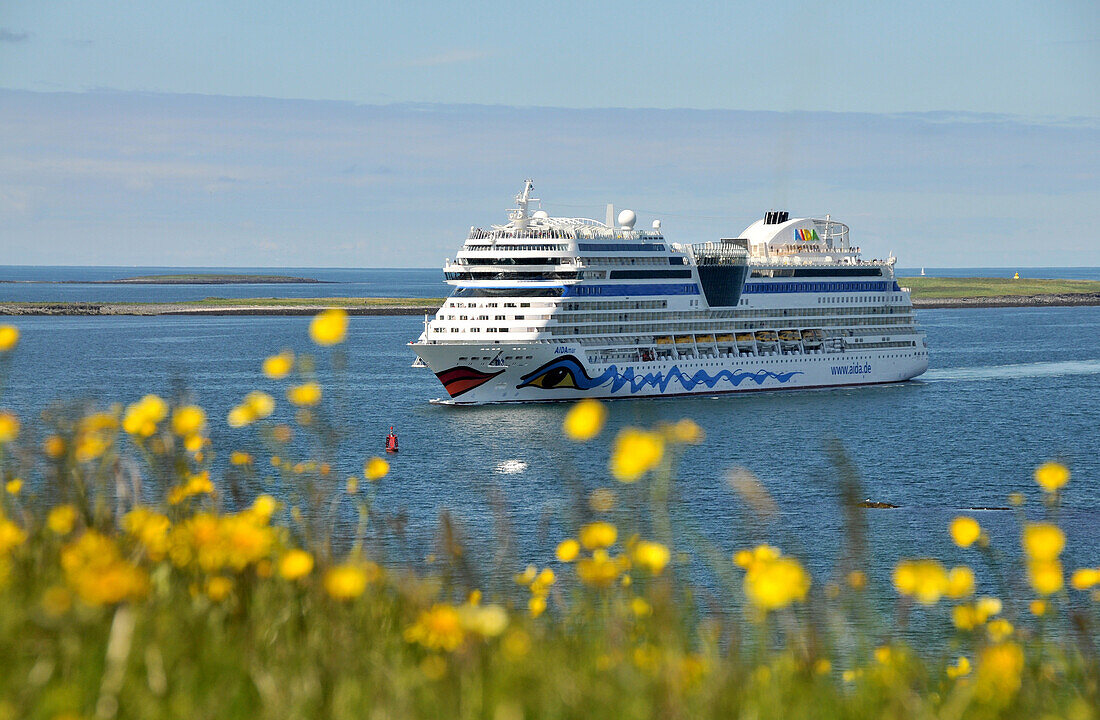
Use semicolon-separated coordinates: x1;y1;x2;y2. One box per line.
509;179;538;229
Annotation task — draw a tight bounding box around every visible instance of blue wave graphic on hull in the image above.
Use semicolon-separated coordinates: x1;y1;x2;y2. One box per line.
517;355;803;394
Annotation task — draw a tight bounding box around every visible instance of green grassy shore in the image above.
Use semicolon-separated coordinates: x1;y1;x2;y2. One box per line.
2;278;1100;316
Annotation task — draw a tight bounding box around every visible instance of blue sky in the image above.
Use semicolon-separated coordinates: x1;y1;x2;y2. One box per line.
1;1;1098;266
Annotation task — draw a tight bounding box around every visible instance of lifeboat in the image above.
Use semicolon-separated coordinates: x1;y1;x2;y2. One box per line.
715;334;734;343
801;329;824;345
755;330;778;343
778;330;802;343
675;335;694;344
735;332;755;343
695;334;715;343
655;336;674;345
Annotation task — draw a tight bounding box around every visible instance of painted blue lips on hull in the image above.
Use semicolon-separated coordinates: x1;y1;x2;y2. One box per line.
517;355;802;394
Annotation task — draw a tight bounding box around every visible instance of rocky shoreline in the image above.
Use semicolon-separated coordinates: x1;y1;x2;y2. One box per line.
3;293;1100;316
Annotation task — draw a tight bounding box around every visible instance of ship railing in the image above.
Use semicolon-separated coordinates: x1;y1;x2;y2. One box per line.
811;218;850;248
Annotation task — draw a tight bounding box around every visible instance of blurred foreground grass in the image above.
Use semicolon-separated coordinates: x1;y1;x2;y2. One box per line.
0;317;1098;720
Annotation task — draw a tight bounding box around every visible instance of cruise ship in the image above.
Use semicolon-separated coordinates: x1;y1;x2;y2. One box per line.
409;181;928;404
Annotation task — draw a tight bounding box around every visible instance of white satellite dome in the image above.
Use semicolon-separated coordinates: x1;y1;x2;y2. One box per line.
617;209;636;229
652;219;662;230
531;210;549;220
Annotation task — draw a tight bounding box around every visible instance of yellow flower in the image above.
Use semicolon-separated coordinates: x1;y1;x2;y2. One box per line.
986;618;1013;642
1070;567;1099;590
633;540;671;575
665;418;705;444
952;604;979;631
0;517;27;553
4;479;21;495
976;643;1024;701
579;521;617;550
459;603;509;637
229;451;252;466
562;399;607;441
0;324;19;352
122;508;170;560
975;596;1002;621
323;562;374;600
122;395;167;437
171;405;206;437
405;604;466;651
44;435;66;458
1034;462;1069;492
262;350;294;379
364;456;389;480
47;505;78;535
576;549;621;588
527;594;547;617
950;516;981;548
514;565;537;585
1022;523;1065;561
893;559;949;605
631;596;652;618
287;382;322;407
205;576;233;602
734;544;781;570
609;428;664;482
167;471;215;505
309;308;348;346
847;570;867;589
1029;599;1047;616
244;390;275;418
946;656;971;679
0;411;20;443
555;538;580;562
60;531;148;606
1028;559;1063;595
278;549;314;580
744;554;811;611
814;658;831;675
946;566;976;598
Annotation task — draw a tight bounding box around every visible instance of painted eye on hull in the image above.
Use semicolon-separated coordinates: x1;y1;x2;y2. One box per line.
518;356;591;391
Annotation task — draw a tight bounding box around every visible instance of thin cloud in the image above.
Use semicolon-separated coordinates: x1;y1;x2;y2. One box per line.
402;49;489;68
0;28;30;43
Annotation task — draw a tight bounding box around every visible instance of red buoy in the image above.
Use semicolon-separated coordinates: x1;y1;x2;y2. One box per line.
385;426;399;453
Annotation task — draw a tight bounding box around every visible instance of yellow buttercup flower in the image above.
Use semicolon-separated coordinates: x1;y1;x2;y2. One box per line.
893;559;949;605
205;576;233;602
664;418;705;444
946;566;976;598
1029;599;1047;616
976;642;1024;701
309;308;348;346
0;517;27;553
47;505;78;535
405;604;466;651
631;596;652;618
458;602;508;637
171;405;206;437
230;451;252;466
1028;559;1063;595
278;549;314;581
244;391;275;418
0;411;21;444
986;618;1013;642
4;479;21;495
1034;462;1069;493
946;656;971;679
609;428;664;483
364;456;389;480
323;561;376;600
576;549;621;588
744;554;811;611
1070;567;1099;590
262;350;294;379
528;594;547;617
579;521;617;550
43;435;66;458
287;382;322;407
632;540;671;575
122;395;167;437
950;516;981;548
562;399;606;441
555;538;580;562
0;325;19;352
1022;523;1065;561
122;508;170;560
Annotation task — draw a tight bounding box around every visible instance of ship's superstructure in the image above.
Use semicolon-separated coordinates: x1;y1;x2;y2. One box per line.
409;181;928;403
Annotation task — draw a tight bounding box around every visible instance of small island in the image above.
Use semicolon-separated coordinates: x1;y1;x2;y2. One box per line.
108;274;326;284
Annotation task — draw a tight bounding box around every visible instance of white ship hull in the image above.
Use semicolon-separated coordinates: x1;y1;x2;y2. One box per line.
411;341;928;404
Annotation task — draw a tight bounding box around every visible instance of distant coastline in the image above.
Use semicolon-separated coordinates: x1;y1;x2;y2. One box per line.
0;273;327;285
